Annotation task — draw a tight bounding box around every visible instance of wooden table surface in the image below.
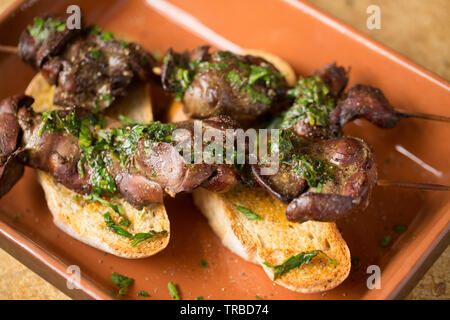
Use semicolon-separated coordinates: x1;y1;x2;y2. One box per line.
0;0;448;300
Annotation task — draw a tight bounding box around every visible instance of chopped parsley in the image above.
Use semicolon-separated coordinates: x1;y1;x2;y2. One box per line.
281;75;335;128
38;109;101;138
38;111;175;209
103;212;167;246
236;205;263;220
27;17;66;42
263;250;321;280
292;154;335;188
119;218;132;227
94;93;114;111
104;213;133;238
90;49;102;59
266;130;335;188
393;224;407;234
110;272;134;297
196;296;204;300
275;129;295;161
138;290;151;297
131;230;168;246
199;260;209;268
101;31;114;42
225;69;243;87
222;54;283;104
164;50;284;104
89;25;115;43
168;282;181;300
380;235;392;247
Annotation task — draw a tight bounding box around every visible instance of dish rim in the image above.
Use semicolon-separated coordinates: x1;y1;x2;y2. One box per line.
0;0;448;300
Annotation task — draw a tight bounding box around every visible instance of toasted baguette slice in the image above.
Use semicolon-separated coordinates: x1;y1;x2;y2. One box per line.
169;51;350;292
193;188;350;293
25;74;170;258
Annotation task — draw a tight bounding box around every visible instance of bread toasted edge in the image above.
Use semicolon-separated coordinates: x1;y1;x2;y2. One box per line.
25;74;170;258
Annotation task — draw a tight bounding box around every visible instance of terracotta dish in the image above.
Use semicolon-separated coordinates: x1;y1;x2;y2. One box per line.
0;0;448;300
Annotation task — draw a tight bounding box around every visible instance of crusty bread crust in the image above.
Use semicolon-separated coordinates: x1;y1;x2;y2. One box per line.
170;50;351;292
25;74;170;258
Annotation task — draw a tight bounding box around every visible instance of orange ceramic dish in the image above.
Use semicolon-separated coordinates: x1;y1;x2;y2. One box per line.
0;0;448;300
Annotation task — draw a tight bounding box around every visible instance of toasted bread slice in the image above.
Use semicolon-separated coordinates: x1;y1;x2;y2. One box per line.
25;74;170;258
193;188;350;293
168;51;350;292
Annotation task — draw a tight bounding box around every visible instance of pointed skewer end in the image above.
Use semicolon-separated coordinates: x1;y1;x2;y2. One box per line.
377;179;450;191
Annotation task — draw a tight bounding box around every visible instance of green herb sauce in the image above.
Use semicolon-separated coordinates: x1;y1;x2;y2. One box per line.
38;111;174;246
27;17;66;43
291;154;335;188
165;50;284;104
281;76;335;128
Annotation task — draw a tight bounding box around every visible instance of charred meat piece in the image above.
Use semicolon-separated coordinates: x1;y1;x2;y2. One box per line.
280;64;407;139
251;128;376;222
161;46;289;127
279;70;342;139
0;150;25;198
0;95;34;197
18;14;83;69
285;136;377;223
280;64;402;139
135;141;214;197
137;115;239;196
18;14;155;111
252;163;307;203
286;193;355;222
115;172;164;206
201;164;238;193
334;84;401;129
51;30;155;110
0;95;33;158
17;105;93;195
3;101;239;209
312;62;349;98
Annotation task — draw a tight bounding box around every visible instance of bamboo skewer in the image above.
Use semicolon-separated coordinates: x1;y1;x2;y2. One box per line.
0;45;17;54
396;109;450;123
377;180;450;191
1;44;449;194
